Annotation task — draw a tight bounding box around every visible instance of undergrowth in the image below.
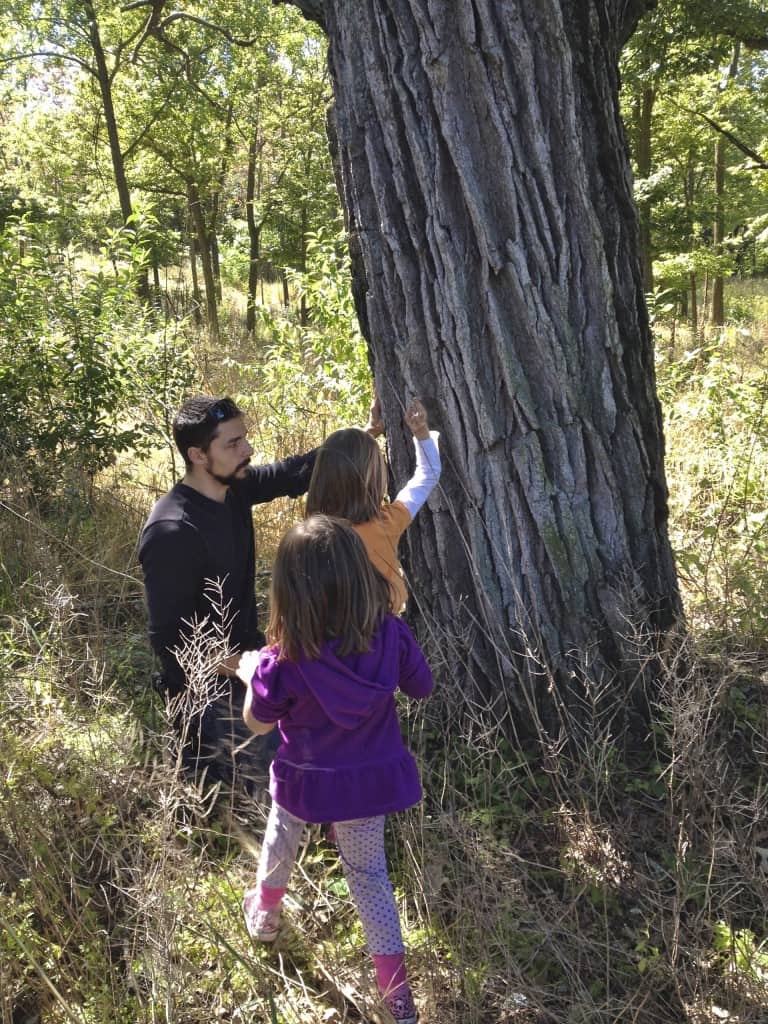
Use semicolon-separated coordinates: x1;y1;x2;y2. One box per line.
2;514;766;1023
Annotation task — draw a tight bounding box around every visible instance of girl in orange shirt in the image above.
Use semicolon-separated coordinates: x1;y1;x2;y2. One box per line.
306;399;440;611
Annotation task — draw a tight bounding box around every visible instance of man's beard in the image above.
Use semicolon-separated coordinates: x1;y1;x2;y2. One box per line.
206;460;250;486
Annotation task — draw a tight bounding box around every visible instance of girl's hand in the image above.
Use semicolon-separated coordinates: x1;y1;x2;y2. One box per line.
404;399;430;440
365;394;385;437
236;649;261;686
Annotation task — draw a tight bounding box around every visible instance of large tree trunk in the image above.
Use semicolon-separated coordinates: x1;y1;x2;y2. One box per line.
288;0;679;726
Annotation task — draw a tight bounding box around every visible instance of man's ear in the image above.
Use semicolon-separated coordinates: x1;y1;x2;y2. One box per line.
187;445;207;467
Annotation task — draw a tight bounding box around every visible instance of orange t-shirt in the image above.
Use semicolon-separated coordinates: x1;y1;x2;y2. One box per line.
353;501;412;612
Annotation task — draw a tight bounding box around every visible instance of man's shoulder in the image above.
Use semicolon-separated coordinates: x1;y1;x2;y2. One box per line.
141;484;205;543
139;490;207;572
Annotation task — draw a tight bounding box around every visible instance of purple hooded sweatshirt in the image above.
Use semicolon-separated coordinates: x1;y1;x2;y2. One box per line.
247;615;433;823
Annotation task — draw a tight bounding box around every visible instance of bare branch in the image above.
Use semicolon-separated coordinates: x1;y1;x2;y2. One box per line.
158;11;263;47
679;104;768;171
0;49;95;75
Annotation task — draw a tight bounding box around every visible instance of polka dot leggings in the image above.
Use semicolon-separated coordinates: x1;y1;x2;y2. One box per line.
257;801;405;956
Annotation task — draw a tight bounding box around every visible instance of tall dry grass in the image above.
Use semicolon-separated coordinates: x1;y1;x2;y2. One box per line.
3;460;767;1024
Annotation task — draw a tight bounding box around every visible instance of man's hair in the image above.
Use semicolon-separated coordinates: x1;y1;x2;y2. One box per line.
305;428;387;524
267;514;390;661
172;396;242;467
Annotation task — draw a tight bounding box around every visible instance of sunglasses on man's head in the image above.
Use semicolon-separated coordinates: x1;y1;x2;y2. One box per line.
207;401;230;422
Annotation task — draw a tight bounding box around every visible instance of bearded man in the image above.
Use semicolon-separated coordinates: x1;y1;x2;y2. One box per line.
139;395;319;790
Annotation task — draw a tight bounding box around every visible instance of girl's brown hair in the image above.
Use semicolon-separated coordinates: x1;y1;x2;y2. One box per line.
305;428;387;524
267;514;391;661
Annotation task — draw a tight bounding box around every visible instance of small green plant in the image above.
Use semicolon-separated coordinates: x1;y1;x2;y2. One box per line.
633;926;661;976
712;920;768;986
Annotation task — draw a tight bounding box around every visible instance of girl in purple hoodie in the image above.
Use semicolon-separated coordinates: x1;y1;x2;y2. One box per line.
237;514;432;1024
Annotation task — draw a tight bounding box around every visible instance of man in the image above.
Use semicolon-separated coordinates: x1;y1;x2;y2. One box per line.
139;395;320;792
140;394;383;793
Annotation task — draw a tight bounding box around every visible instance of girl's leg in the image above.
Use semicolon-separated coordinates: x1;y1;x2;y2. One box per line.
333;816;417;1022
243;801;305;939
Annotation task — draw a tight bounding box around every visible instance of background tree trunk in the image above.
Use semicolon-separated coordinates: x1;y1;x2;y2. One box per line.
636;87;655;293
188;184;220;343
210;104;234;305
711;42;740;326
290;0;680;728
84;1;150;302
246;136;262;334
685;157;698;334
189;228;203;325
712;130;726;326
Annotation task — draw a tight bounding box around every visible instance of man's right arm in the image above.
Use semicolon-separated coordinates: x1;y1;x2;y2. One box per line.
242;449;317;505
139;520;204;697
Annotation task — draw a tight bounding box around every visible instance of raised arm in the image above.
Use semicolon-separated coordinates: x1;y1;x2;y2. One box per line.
394;400;441;519
241;449;318;505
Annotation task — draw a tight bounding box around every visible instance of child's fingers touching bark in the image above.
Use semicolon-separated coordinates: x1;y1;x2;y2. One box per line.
404;399;429;440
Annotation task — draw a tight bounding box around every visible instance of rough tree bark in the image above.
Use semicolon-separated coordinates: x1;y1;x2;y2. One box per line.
280;0;678;727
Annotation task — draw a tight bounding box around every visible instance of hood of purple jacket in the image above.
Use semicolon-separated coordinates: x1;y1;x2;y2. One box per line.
254;617;402;730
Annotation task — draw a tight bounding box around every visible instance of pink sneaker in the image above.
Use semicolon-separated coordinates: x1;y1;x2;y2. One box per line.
386;990;418;1024
243;889;281;941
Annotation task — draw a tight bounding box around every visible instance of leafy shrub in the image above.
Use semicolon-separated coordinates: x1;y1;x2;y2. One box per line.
0;216;195;485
